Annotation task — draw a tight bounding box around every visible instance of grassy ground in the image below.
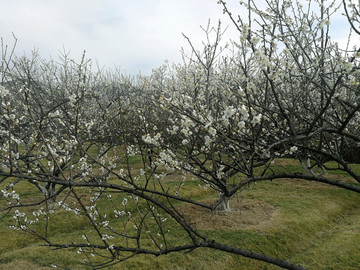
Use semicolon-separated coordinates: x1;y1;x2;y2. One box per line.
1;159;360;269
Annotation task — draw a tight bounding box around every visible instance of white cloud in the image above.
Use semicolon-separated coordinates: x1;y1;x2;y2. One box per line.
0;0;357;75
0;0;235;75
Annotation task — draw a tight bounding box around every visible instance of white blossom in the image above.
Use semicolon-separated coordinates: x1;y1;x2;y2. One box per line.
122;198;128;206
290;146;298;154
208;127;217;137
223;106;236;119
251;114;262;125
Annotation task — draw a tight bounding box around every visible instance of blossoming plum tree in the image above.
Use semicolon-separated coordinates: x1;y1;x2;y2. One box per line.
0;0;359;269
141;0;360;211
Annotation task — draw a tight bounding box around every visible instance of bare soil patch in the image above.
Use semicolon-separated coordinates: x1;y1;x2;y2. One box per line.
178;198;276;230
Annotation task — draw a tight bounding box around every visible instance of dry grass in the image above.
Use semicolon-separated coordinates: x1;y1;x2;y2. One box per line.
0;260;53;270
1;159;360;269
178;198;276;230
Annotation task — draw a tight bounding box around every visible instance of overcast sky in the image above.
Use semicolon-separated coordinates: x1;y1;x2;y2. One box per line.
0;0;357;76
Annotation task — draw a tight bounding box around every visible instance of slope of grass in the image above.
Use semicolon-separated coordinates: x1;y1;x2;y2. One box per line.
1;159;360;269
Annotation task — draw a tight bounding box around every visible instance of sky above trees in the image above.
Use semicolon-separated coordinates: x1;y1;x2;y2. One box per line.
0;0;357;75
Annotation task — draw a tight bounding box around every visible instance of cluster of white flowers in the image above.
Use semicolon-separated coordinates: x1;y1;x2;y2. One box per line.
127;145;139;156
114;209;126;217
237;120;246;130
13;209;26;218
223;106;236;119
208;126;217;137
77;157;92;178
318;19;330;29
179;116;196;138
101;220;109;227
289;146;298;154
68;93;77;106
222;106;236;126
122;198;128;206
32;209;47;217
1;189;20;201
254;49;271;69
181;139;189;145
158;150;179;170
84;204;99;221
181;116;195;129
48;110;60;118
3;113;16;121
204;135;213;148
238;104;249;120
142;133;162;146
12;208;42;226
0;85;9;96
240;24;250;42
167;125;179;135
251;114;262;126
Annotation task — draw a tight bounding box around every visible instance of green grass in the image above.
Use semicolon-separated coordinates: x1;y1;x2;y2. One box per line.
1;159;360;269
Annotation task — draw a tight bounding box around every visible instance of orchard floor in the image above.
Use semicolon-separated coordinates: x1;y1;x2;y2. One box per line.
1;160;360;269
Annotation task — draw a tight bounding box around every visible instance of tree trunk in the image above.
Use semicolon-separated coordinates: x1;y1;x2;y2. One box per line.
30;180;58;209
42;182;57;209
215;192;231;211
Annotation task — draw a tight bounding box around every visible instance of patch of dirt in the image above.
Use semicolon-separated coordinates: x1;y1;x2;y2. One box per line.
178;198;276;230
